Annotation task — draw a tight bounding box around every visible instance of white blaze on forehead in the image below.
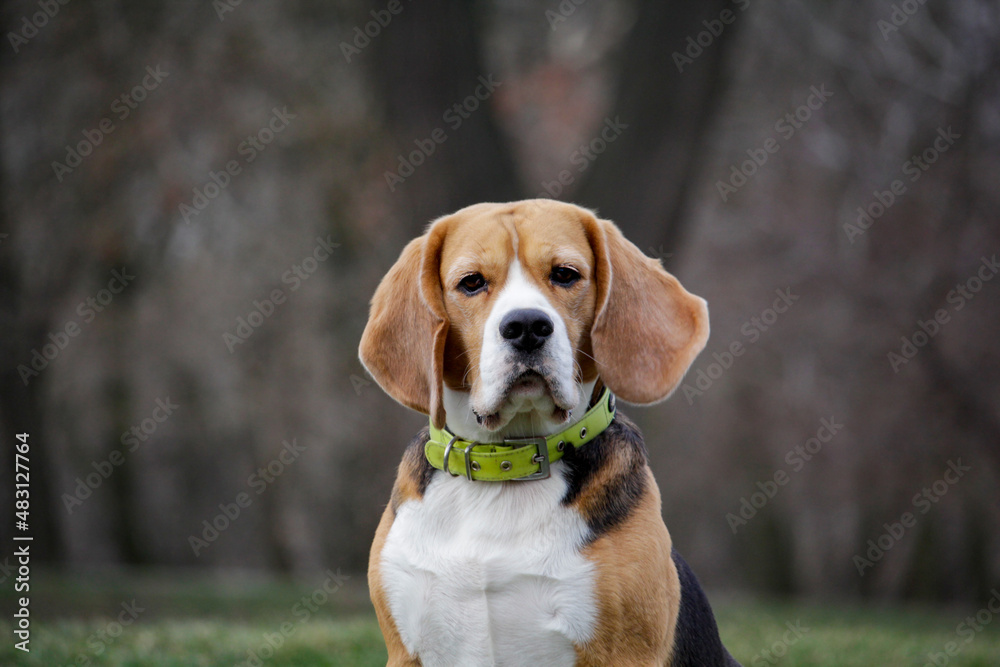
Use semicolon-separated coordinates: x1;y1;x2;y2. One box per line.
492;259;551;313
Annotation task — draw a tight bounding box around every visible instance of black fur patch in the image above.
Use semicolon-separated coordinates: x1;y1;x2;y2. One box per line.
560;413;648;541
390;427;434;514
671;548;742;666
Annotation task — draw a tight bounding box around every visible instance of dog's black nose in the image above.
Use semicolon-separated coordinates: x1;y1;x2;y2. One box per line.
499;309;553;352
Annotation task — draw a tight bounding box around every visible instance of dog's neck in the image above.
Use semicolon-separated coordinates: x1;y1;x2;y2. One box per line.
442;379;598;442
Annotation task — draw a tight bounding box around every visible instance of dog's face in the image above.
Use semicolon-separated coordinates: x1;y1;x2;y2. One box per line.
435;203;599;430
360;200;709;432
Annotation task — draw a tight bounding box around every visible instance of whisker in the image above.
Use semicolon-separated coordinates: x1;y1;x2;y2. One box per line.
573;346;598;364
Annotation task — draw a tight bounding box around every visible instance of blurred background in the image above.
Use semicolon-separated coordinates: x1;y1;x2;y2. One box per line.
2;0;999;634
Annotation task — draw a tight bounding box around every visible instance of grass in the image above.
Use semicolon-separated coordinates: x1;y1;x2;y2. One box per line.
715;598;1000;666
3;570;999;666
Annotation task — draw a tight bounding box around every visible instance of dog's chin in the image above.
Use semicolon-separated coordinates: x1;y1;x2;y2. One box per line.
473;372;575;432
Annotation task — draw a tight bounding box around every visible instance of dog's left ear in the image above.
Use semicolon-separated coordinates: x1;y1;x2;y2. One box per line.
359;221;450;428
587;217;709;404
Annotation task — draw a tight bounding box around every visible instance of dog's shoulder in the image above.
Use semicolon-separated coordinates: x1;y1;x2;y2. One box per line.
389;426;435;513
561;412;649;542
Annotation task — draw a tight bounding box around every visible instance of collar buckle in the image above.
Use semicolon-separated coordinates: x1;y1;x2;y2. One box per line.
461;441;478;480
441;435;462;477
502;436;550;481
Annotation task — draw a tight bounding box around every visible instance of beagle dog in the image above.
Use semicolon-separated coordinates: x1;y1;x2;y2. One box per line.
360;200;741;666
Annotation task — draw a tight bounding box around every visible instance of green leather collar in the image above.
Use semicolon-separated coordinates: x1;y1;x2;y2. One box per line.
426;388;616;481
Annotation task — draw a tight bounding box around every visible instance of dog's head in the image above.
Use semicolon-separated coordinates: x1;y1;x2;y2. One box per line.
359;200;708;434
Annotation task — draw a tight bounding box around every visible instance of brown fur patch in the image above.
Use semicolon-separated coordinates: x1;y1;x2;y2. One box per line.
587;216;709;405
359;233;449;428
574;470;681;666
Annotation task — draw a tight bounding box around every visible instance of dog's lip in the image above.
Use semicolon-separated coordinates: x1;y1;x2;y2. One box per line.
474;369;576;429
504;369;558;400
473;371;550;427
509;370;546;389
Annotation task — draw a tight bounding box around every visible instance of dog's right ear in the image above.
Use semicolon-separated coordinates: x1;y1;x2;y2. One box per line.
359;222;450;428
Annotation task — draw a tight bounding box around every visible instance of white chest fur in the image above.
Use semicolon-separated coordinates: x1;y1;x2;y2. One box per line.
379;462;597;667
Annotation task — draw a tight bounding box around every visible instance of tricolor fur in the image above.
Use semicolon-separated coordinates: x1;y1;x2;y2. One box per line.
360;200;740;666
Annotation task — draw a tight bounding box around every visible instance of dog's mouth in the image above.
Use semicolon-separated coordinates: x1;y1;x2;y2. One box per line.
508;369;547;393
473;369;574;431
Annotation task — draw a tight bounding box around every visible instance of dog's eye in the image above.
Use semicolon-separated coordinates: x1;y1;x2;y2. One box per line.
550;266;580;287
457;273;487;295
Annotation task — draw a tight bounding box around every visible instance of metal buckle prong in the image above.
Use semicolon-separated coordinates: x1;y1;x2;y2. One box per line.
462;442;478;480
441;435;462;477
503;436;550;481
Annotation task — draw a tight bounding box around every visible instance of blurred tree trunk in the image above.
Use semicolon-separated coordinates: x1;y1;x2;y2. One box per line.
0;234;68;563
106;370;143;565
0;335;65;562
369;0;523;232
575;0;741;259
1;3;160;566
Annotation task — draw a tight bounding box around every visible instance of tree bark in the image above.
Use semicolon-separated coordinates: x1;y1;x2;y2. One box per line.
369;0;523;232
575;0;741;261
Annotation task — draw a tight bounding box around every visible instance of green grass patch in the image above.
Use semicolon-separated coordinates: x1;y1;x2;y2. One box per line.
717;597;1000;666
2;616;385;666
3;571;999;665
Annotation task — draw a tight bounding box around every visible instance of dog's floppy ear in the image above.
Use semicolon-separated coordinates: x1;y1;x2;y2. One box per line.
588;217;709;404
359;221;450;428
